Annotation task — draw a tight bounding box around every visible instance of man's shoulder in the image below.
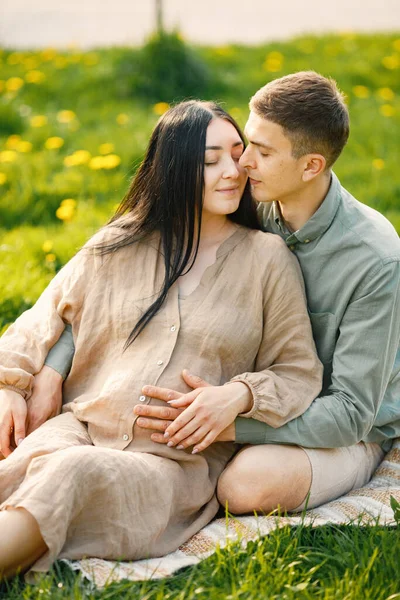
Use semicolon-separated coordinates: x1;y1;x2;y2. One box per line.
335;185;400;264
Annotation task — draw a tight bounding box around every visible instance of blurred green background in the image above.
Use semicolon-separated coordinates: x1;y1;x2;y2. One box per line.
0;31;399;332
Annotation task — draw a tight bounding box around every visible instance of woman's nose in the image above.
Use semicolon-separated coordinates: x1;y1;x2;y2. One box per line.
222;159;240;178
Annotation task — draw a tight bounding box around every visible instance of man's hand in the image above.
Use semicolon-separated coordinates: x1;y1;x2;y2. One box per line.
0;388;27;458
26;365;63;435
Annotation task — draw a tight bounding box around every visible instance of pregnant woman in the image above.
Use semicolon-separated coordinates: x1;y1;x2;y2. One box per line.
0;101;322;578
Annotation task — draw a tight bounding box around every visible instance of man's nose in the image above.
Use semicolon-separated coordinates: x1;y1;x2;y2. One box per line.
239;146;254;169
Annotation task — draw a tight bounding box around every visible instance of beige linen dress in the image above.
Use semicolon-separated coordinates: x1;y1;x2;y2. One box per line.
0;224;322;574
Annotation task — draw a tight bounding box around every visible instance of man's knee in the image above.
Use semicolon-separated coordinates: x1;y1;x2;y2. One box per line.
217;445;312;515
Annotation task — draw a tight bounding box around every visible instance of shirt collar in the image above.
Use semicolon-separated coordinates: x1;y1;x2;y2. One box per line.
272;172;342;245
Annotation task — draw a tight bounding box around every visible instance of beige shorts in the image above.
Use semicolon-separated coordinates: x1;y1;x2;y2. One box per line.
293;441;386;512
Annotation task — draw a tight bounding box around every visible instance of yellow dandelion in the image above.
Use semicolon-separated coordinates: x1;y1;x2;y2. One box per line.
41;48;57;61
23;57;39;70
25;70;46;84
380;104;395;117
102;154;121;169
45;253;56;263
352;85;370;99
54;56;68;69
0;80;4;93
88;156;104;170
0;173;7;185
324;44;339;56
99;143;114;155
89;155;121;170
116;113;129;125
45;136;64;150
296;40;315;54
5;135;21;149
42;240;53;253
7;52;23;65
372;159;385;170
214;46;235;58
57;110;76;124
377;87;395;101
153;102;170;116
268;51;284;60
63;150;91;167
229;107;242;120
16;140;33;153
382;55;399;70
56;204;75;222
0;150;18;163
83;53;99;66
263;59;281;72
392;39;400;52
5;77;24;92
69;54;82;64
60;198;77;208
30;115;48;128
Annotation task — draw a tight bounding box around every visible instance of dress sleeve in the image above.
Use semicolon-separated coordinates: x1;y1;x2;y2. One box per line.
0;227;114;399
226;237;323;428
44;324;75;380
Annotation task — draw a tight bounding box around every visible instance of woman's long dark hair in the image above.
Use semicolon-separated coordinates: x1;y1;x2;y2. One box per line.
95;100;261;350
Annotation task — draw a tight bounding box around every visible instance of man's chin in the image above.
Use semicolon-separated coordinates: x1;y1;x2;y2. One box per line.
250;185;271;203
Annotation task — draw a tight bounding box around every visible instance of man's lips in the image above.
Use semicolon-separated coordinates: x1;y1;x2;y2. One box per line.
249;177;261;185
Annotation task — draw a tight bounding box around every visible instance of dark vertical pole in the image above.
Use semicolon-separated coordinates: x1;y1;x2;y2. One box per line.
156;0;164;34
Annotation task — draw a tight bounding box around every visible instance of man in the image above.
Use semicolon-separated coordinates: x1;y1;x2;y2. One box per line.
15;72;400;513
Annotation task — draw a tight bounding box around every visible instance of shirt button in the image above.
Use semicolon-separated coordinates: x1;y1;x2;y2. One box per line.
289;244;296;251
122;434;129;441
170;325;176;332
139;395;146;402
157;360;163;366
304;239;310;244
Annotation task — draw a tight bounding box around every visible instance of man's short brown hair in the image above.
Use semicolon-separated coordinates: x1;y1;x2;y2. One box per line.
250;71;349;168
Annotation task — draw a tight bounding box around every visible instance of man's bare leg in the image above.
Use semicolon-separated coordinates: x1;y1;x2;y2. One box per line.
0;508;48;579
217;444;312;514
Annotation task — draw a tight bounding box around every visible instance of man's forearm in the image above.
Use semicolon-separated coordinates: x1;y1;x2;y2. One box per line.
44;324;75;380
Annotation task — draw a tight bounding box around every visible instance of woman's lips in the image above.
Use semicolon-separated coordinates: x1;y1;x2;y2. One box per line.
249;178;261;185
217;187;240;194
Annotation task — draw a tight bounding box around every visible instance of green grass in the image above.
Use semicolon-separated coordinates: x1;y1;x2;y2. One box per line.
1;32;400;597
1;521;400;599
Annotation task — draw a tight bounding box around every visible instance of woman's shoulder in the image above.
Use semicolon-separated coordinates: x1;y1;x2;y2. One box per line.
244;228;291;257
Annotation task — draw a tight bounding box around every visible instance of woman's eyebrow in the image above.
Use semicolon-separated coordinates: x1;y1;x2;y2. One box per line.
205;141;244;150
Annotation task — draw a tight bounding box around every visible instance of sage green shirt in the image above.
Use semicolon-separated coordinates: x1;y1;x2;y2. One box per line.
46;173;400;450
236;173;400;450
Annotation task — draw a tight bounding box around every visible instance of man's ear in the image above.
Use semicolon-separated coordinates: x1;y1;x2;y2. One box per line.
302;154;326;182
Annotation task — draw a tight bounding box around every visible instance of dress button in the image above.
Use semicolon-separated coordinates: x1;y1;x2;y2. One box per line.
122;434;129;441
157;360;163;366
139;395;146;402
170;325;176;332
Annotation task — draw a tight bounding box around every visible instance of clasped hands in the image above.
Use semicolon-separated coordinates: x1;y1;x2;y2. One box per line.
134;369;250;453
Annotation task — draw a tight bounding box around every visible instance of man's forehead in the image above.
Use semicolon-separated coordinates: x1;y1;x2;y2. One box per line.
244;112;288;149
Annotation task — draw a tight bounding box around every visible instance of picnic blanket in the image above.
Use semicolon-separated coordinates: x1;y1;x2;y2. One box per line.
66;439;400;587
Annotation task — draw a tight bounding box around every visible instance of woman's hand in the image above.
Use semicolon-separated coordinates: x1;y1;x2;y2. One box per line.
157;381;252;454
26;365;63;435
0;389;27;458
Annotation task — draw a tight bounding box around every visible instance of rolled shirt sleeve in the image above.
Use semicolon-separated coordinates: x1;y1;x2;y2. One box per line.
235;259;400;447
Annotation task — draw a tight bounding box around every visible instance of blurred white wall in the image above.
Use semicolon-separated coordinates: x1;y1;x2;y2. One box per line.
1;0;400;48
